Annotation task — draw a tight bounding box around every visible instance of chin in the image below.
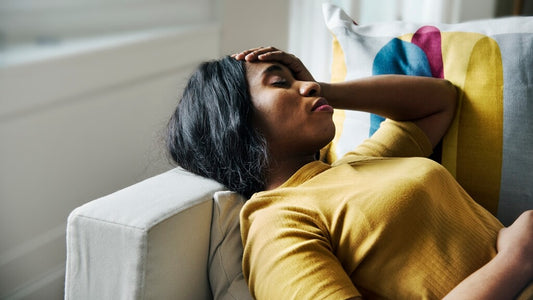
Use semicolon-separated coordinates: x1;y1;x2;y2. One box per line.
324;126;336;144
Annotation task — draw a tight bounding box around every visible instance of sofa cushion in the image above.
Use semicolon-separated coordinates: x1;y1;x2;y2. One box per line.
208;191;252;300
323;3;533;225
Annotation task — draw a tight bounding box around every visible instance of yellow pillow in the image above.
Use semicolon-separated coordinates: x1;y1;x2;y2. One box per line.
323;4;533;225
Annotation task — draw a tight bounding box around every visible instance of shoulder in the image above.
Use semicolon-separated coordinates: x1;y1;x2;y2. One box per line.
341;119;433;159
240;189;328;239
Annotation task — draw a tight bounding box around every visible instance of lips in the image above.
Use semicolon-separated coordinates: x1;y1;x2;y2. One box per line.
311;97;333;112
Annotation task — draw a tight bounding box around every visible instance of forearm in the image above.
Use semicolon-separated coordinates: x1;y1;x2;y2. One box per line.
320;75;456;120
443;253;533;300
449;211;533;299
320;75;457;147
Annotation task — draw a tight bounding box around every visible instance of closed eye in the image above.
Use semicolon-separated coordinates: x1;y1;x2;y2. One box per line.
261;64;294;88
270;76;289;87
272;80;288;87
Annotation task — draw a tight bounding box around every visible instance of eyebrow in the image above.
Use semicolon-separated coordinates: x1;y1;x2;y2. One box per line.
261;64;285;77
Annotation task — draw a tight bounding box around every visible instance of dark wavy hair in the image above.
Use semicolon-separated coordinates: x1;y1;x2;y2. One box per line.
166;56;268;198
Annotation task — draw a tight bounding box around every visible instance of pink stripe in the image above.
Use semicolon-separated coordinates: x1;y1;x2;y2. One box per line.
412;26;444;78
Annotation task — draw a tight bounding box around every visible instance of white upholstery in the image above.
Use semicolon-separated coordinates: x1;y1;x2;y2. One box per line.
65;168;224;300
209;191;253;300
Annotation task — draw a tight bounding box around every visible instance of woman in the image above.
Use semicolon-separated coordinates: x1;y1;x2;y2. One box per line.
167;47;533;299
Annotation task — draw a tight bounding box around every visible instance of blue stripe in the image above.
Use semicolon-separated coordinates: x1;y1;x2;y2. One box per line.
370;38;432;136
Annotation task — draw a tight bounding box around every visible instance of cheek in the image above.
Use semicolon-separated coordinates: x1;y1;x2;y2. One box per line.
250;103;280;140
252;95;296;130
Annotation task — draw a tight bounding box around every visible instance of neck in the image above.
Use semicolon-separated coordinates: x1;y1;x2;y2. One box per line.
264;154;316;191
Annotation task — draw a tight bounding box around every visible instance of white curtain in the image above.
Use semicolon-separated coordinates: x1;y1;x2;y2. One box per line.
288;0;333;82
288;0;496;82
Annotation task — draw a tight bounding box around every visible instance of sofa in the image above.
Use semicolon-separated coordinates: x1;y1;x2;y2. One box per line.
65;168;227;299
65;4;533;300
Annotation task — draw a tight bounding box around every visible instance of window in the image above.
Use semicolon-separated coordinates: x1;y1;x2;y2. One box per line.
0;0;216;48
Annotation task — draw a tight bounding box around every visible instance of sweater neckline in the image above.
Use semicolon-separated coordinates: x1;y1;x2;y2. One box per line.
278;160;331;188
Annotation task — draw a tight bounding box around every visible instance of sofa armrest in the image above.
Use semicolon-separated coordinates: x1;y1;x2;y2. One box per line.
65;168;224;300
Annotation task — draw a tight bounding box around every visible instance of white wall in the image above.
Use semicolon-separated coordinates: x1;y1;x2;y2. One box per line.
0;0;289;298
220;0;289;55
0;25;220;299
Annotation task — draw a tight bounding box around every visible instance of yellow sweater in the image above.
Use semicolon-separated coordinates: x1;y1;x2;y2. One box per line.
240;120;503;299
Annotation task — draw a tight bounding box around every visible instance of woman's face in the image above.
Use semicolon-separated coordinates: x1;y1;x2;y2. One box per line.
246;61;335;160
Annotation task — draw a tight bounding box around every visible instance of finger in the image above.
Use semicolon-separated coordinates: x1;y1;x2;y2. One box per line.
256;50;293;63
244;46;280;61
255;51;315;81
233;46;283;61
250;46;280;57
233;47;266;61
257;51;303;72
232;52;248;60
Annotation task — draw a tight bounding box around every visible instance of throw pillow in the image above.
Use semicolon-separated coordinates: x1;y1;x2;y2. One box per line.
208;191;252;300
323;3;533;225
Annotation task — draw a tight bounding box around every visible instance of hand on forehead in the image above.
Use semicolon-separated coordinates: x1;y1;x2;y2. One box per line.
233;46;315;82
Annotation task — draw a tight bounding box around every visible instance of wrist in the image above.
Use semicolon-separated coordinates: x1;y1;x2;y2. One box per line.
494;251;533;283
319;82;333;105
319;81;345;109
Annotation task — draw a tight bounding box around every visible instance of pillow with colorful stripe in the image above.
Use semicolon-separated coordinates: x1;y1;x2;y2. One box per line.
322;3;533;225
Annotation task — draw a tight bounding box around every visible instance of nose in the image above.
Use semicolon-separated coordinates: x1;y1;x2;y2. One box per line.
299;81;321;97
